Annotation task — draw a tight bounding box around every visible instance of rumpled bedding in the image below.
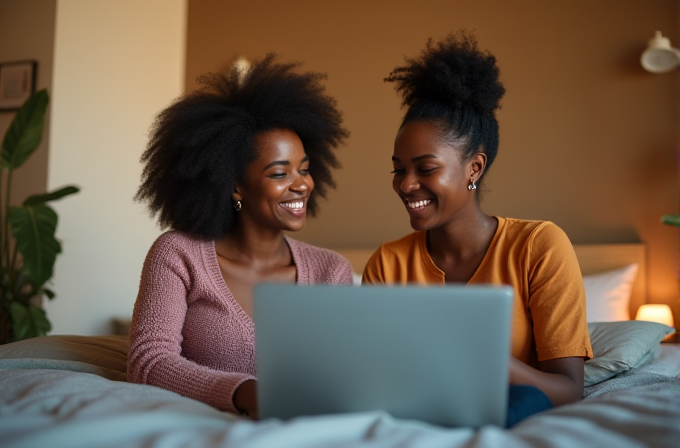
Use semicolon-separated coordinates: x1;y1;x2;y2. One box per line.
1;362;679;448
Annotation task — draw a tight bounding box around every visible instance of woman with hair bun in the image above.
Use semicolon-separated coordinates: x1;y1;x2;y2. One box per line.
363;32;593;426
128;54;353;418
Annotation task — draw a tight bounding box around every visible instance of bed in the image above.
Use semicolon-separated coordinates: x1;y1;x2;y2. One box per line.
1;244;679;448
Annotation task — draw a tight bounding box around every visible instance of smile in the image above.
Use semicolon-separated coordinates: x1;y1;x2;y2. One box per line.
281;201;304;210
407;199;431;209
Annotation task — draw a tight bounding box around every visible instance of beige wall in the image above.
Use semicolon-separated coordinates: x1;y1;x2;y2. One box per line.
1;0;677;335
0;0;56;206
186;0;680;322
44;0;187;335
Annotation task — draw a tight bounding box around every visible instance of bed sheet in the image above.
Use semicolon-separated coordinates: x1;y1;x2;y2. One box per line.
1;355;679;448
641;344;680;375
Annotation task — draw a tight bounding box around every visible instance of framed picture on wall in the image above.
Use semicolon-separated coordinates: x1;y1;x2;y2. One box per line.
0;60;37;111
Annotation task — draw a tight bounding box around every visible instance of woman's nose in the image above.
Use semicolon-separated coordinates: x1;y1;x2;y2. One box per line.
290;174;310;193
399;173;419;193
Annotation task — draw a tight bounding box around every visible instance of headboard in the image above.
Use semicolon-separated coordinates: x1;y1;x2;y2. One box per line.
335;244;646;319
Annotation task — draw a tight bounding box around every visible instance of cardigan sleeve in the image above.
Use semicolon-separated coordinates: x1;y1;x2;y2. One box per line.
127;233;255;413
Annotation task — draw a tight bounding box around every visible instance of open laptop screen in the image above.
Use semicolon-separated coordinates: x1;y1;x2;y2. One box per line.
253;284;513;427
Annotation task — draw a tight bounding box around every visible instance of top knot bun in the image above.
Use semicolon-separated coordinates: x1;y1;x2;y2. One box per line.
385;31;505;115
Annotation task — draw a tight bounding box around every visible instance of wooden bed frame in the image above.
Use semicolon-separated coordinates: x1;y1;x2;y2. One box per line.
336;244;646;320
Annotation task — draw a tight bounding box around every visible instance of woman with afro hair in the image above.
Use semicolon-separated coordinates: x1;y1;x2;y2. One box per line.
363;32;593;427
128;54;353;418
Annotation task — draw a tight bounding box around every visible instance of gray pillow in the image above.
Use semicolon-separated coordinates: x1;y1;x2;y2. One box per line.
0;334;129;381
584;321;675;386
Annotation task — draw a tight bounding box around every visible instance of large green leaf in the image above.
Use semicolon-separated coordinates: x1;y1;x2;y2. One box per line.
9;301;51;341
8;204;61;287
661;214;680;227
23;185;80;207
1;89;49;171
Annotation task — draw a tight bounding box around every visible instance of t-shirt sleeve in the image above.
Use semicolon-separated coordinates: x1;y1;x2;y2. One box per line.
527;223;593;361
362;246;387;284
127;234;254;413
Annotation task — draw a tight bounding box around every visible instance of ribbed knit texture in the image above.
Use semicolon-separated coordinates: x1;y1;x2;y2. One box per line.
127;231;353;413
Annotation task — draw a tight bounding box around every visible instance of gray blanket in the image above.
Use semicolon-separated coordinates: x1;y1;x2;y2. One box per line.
2;368;680;448
584;368;678;398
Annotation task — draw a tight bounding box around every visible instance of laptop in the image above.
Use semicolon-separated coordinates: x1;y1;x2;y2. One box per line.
253;284;513;427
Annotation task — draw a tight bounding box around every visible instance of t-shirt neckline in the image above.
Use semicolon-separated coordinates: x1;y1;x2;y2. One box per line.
418;216;505;284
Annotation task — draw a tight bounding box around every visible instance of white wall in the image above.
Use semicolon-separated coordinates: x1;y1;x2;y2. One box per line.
46;0;187;335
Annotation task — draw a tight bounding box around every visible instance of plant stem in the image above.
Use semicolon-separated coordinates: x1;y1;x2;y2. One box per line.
0;167;3;308
10;244;18;289
4;169;12;289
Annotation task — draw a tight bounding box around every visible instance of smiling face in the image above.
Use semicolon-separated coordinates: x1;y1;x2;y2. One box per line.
233;129;314;233
391;120;485;232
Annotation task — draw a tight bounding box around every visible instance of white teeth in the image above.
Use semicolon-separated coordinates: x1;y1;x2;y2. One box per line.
281;201;304;210
407;199;431;209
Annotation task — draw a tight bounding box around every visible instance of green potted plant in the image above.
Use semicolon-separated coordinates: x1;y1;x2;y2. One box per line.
0;89;79;344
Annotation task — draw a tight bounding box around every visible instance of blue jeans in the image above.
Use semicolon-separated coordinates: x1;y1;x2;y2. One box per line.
505;385;553;428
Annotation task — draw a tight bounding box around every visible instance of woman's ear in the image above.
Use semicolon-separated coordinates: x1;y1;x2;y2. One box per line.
468;152;487;183
232;187;242;203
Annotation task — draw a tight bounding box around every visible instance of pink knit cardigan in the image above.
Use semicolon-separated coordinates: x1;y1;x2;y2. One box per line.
127;231;353;413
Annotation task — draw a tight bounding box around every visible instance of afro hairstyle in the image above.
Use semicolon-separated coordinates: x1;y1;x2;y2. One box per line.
385;31;505;187
136;53;349;240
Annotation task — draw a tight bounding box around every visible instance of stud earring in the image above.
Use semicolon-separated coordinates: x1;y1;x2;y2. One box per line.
468;180;477;191
233;200;242;211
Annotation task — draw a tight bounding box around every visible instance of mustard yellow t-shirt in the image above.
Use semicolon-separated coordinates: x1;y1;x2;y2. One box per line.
362;217;593;368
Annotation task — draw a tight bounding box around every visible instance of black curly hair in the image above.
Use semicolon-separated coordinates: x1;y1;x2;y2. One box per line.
136;53;349;240
385;31;505;188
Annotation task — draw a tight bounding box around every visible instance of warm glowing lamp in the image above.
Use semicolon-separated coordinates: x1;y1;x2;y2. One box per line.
635;304;676;342
635;304;675;327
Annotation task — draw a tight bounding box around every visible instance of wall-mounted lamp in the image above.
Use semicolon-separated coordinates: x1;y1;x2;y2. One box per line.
640;31;680;73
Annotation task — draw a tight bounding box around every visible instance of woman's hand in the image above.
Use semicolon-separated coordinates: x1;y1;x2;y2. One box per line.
509;356;584;406
233;379;258;419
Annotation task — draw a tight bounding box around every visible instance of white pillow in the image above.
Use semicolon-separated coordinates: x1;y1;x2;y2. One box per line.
584;263;638;322
352;272;362;285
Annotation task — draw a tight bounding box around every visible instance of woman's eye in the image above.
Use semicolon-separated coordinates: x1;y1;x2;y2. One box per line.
269;172;287;179
419;167;437;174
390;168;405;175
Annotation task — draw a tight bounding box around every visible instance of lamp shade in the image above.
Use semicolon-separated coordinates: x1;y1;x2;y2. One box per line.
641;31;680;74
635;304;675;328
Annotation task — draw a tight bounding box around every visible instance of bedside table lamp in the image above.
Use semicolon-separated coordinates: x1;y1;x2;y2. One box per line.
636;304;676;341
636;304;674;326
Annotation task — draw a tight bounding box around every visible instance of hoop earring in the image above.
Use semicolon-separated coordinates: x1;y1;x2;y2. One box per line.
468;181;477;191
233;200;242;211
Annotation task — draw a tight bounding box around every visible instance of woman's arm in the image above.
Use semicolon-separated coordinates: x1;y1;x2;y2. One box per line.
509;356;584;406
516;222;591;406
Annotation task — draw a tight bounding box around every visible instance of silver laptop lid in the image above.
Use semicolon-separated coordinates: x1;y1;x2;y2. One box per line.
253;284;513;427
